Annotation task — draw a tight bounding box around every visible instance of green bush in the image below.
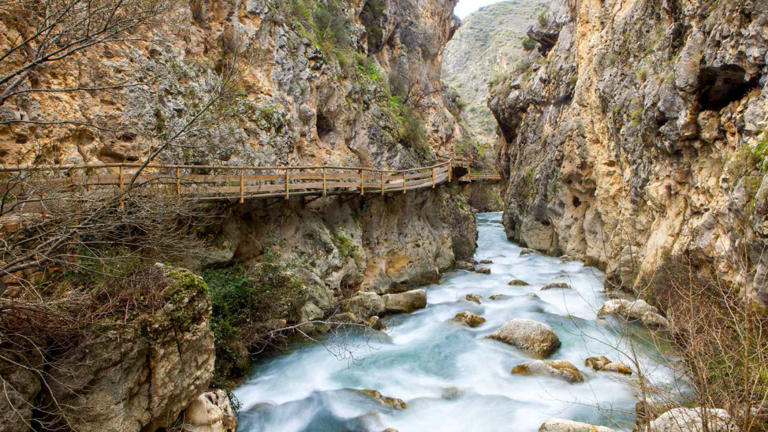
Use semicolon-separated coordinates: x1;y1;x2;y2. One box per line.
361;0;385;51
522;37;536;51
203;251;306;384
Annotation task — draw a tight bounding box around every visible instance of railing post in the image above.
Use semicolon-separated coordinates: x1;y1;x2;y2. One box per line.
175;167;181;199
432;167;436;188
119;165;124;209
402;172;406;195
239;170;245;204
448;160;453;182
360;169;364;196
380;171;385;195
322;167;327;197
284;168;290;200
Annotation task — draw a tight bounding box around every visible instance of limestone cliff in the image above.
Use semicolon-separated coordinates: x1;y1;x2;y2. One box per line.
488;0;768;305
1;0;460;169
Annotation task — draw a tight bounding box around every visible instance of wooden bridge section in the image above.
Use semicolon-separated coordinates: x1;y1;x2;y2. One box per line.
0;158;501;208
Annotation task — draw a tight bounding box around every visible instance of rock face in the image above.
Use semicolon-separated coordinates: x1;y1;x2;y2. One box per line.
538;418;616;432
216;186;476;325
488;319;561;358
488;0;768;308
597;299;670;329
511;359;584;383
650;408;736;432
0;268;217;432
2;0;461;169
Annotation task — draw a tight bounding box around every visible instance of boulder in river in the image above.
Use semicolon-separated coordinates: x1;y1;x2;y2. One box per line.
341;292;385;318
597;299;670;329
508;279;530;286
465;293;482;304
366;315;387;330
382;290;427;313
487;319;561;358
585;356;632;375
455;260;475;271
538;418;616;432
511;360;584;383
356;389;407;410
520;248;536;256
475;267;491;274
541;282;571;290
479;259;493;264
453;311;486;327
489;294;507;300
183;390;237;432
649;407;736;432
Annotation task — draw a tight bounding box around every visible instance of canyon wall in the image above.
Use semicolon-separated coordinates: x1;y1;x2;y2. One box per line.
488;0;768;305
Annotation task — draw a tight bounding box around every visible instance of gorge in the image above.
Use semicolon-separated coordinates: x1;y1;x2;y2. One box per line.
0;0;766;431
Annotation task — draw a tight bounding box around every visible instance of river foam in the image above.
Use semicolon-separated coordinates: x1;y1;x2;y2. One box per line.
234;212;679;431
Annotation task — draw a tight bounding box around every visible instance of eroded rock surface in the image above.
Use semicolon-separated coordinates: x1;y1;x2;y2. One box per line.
488;0;768;308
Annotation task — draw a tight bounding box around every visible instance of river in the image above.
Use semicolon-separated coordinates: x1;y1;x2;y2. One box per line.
233;212;677;431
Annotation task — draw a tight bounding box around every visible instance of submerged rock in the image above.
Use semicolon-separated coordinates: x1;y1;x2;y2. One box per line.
382;290;427;313
453;311;486;327
475;267;491;274
465;293;482;304
511;360;584;383
489;294;508;300
479;259;493;264
508;279;530;286
597;299;670;329
487;319;561;358
520;248;536;256
538;418;616;432
650;407;736;432
182;390;237;432
357;389;407;410
541;282;571;290
585;356;632;375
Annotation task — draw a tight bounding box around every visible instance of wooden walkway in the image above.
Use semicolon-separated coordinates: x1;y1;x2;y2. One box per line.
0;157;501;207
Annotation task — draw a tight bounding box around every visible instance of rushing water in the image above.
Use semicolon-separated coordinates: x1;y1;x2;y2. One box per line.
234;212;677;432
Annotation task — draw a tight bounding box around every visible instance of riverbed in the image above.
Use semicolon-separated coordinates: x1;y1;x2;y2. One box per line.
234;212;677;431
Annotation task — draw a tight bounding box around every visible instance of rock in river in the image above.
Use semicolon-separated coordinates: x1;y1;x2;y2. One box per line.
597;299;670;329
511;360;584;383
539;418;616;432
453;311;486;327
585;356;632;375
508;279;530;286
487;319;561;358
382;290;427;313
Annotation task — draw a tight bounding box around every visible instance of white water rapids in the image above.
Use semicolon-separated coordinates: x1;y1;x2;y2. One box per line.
234;212;679;431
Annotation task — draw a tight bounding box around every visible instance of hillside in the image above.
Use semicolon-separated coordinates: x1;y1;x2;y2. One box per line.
442;0;548;162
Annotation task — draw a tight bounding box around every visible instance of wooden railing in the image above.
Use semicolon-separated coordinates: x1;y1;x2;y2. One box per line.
0;156;501;210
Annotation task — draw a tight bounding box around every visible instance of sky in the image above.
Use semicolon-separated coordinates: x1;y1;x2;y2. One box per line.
454;0;506;19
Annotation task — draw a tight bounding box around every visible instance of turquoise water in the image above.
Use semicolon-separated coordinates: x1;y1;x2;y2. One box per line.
234;212;678;431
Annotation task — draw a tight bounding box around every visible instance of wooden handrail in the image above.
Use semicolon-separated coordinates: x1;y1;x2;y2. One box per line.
0;156;500;206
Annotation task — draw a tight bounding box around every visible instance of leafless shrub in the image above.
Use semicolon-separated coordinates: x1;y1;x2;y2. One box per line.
628;255;768;431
